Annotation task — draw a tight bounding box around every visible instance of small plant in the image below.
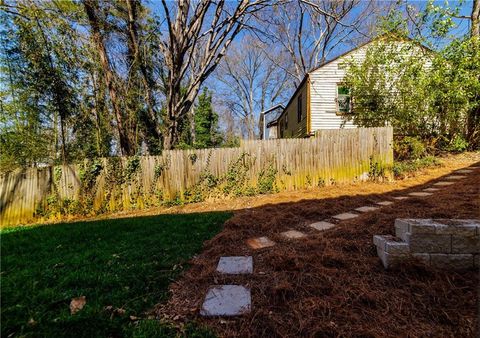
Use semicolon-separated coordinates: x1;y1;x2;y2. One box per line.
368;156;386;181
282;164;292;176
305;174;312;187
188;153;198;165
163;194;183;207
393;156;441;179
394;136;426;161
80;160;103;190
445;135;469;152
124;156;141;182
53;166;62;183
257;162;277;194
223;152;251;196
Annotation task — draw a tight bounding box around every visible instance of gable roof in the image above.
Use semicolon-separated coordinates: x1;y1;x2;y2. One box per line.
271;33;433;125
307;32;433;74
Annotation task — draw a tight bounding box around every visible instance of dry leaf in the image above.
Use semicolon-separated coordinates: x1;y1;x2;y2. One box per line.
70;296;86;315
129;315;139;321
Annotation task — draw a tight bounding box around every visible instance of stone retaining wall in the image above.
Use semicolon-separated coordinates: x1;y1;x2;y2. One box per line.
374;219;480;269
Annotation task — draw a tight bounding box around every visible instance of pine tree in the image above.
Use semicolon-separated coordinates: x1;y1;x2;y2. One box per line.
194;88;222;149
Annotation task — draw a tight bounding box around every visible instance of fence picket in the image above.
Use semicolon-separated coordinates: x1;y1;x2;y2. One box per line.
0;127;392;226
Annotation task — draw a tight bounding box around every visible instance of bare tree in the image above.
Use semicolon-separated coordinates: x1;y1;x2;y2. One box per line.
157;0;271;149
258;0;378;86
215;36;290;139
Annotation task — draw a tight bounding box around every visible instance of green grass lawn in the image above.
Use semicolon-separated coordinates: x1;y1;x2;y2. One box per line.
1;212;231;337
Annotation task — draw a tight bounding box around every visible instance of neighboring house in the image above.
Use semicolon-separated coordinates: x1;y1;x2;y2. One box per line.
268;35;431;139
259;104;284;140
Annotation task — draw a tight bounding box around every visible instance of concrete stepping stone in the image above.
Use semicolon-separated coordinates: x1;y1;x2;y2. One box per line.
456;169;473;173
280;230;307;239
393;196;409;200
376;201;394;206
433;181;455;186
355;206;379;213
423;188;440;192
217;256;253;274
200;285;251;316
445;175;467;180
246;236;275;250
408;192;433;197
332;212;358;220
309;221;335;231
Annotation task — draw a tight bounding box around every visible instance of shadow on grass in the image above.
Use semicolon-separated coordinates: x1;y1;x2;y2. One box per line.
1;212;231;338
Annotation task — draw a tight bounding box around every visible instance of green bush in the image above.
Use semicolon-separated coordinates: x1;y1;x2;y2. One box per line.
394;137;426;161
393;156;441;179
445;135;469;152
257;163;278;194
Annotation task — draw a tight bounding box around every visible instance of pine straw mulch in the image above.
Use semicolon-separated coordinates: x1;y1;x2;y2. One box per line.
154;163;480;337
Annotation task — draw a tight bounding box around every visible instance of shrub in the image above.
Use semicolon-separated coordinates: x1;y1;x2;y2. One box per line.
394;137;426;161
257;163;277;194
445;135;469;152
392;156;441;179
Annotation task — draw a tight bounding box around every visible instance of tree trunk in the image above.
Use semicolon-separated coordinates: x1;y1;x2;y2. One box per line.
125;0;162;152
163;78;198;149
84;0;134;156
472;0;480;37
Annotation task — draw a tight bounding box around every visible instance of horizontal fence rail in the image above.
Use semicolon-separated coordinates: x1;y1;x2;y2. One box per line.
0;127;393;227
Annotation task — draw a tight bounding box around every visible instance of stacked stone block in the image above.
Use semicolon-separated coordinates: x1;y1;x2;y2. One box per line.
374;219;480;269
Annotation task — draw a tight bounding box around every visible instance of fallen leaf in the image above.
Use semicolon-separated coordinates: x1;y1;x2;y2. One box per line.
70;296;86;315
129;315;139;321
28;318;37;326
115;308;126;315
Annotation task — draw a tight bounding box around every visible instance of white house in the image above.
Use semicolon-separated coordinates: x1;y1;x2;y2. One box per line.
264;35;431;139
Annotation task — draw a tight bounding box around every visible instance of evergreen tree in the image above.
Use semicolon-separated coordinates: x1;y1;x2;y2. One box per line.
194;88;222;149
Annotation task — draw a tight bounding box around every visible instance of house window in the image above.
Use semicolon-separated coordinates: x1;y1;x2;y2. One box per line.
297;94;302;122
285;114;288;129
336;85;352;114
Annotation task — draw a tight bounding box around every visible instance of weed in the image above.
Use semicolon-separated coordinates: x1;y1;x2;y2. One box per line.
393;156;441;179
257;162;278;194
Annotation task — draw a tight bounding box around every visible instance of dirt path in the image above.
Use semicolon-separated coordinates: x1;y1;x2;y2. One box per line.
155;153;480;337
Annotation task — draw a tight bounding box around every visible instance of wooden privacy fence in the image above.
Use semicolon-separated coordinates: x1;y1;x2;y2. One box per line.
0;127;393;227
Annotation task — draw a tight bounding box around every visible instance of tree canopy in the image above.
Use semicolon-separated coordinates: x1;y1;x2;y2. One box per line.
0;0;478;171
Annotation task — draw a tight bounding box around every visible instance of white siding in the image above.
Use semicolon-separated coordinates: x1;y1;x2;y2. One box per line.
309;46;368;131
308;40;430;132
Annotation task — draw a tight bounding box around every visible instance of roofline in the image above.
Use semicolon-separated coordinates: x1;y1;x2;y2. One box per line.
273;32;434;127
260;104;285;116
307;32;434;74
266;120;279;128
275;74;309;123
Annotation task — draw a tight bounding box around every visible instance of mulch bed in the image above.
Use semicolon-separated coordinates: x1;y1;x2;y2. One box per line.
154;165;480;337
